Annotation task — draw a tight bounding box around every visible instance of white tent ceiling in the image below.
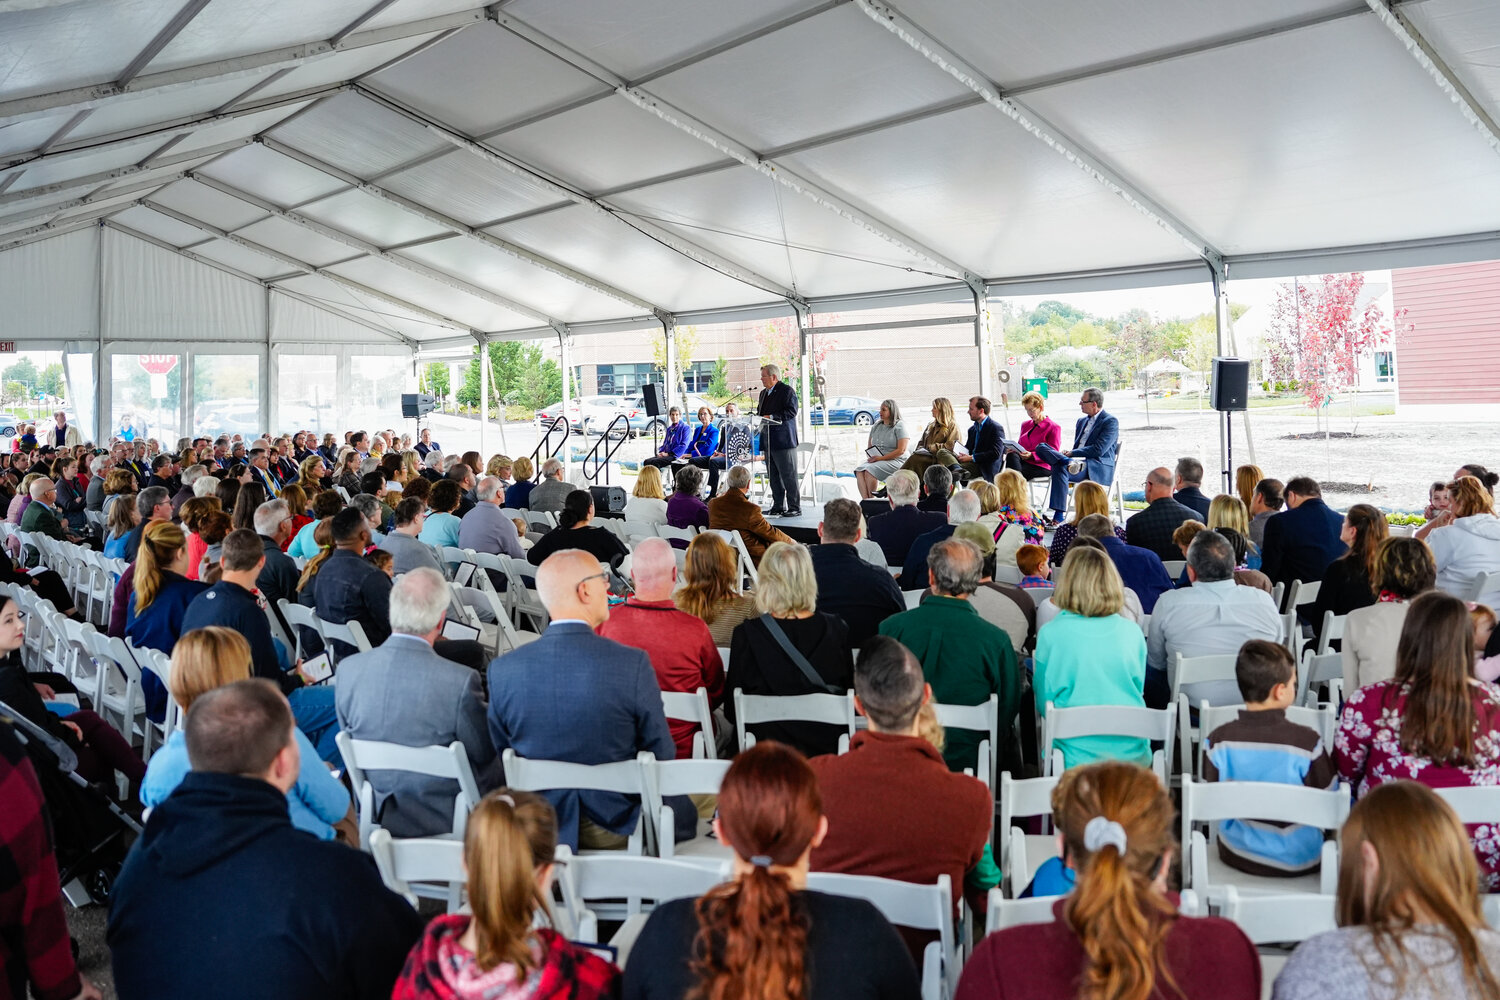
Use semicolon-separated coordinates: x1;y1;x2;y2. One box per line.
3;0;1500;344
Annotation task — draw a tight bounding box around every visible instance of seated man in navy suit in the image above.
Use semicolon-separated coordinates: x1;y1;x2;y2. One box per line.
1259;476;1348;590
486;548;690;851
867;470;946;566
949;396;1005;484
1028;388;1119;524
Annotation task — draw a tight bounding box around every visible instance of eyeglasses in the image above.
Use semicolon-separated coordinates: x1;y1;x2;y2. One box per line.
575;571;609;589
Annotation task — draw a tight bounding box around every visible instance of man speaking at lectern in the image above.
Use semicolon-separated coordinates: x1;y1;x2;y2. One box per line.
756;363;800;517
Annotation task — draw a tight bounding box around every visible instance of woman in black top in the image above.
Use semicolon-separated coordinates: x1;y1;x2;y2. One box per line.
725;541;853;757
623;741;919;1000
1309;502;1386;647
526;489;629;567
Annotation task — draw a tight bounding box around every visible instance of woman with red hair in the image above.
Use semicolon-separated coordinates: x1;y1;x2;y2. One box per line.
623;741;919;1000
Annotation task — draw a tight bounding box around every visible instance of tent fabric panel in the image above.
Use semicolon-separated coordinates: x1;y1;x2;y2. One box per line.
503;0;821;82
108;204;225;249
273;274;447;342
780;102;1194;277
1020;15;1500;257
145;0;401;75
295;188;454;247
247;35;446;103
196;143;351;208
271;291;411;346
5;135;169;194
0;113;79;159
362;0;485;31
484;93;731;194
486;204;776;313
147;177;274;232
235;215;363;269
185;235;314;280
0;226;100;343
165;101;316;157
643;4;972;151
325;255;537;331
378;150;568;227
102;227;267;343
64;73;282;144
365;22;605;136
1406;0;1500;124
0;0;173;103
267;91;450;179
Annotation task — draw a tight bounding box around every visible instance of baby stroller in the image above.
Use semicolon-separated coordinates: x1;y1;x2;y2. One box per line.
0;704;142;906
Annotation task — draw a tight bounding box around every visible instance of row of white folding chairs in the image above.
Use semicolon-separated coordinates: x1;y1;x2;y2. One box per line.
431;545;543;655
275;598;372;664
1039;701;1175;788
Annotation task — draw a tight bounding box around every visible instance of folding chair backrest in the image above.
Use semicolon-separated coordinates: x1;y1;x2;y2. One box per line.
317;615;372;660
502;749;650;796
1465;570;1500;603
733;690;856;752
804;872;955;1000
1431;785;1500;824
655;524;697;543
1170;653;1239;706
998;771;1059;895
1042;703;1175;784
932;695;999;787
1219;887;1337;945
336;734;482;848
1299;649;1344;708
557;854;728;935
368;830;466;910
1162;560;1186;578
1181;777;1347;894
1193;701;1335;778
659;688;716;759
1316;610;1345;655
276;598;323;659
985;890;1063;934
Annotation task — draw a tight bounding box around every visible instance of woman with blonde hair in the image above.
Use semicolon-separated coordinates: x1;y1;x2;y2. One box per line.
104;491;141;560
991;469;1045;567
899;397;959;479
123;519;209;721
675;532;758;646
959;761;1259;999
1037;536;1144;630
625;464;669;525
1009;389;1062;485
970;479;1001;530
1033;546;1150;768
725;542;852;757
334;447;362;494
1234;463;1264;511
1273;781;1500;1000
393;789;618;998
101;465;137;514
1208;494;1259;568
1427;475;1500;606
486;453;514;488
853;398;910;499
505;456;536;509
1048;479;1125;565
140;627;351;841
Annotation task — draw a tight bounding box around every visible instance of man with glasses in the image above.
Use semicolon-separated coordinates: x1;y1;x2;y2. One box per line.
19;478;80;544
485;548;683;852
756;363;801;517
1027;387;1120;525
1124;466;1203;563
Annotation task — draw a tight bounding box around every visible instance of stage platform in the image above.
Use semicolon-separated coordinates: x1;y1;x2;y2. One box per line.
763;502;823;544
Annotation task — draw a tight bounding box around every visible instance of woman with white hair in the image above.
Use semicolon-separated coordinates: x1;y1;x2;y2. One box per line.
853;399;911;499
724;541;852;758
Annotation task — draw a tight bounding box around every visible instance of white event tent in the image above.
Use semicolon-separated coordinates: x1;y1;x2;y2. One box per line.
3;0;1500;454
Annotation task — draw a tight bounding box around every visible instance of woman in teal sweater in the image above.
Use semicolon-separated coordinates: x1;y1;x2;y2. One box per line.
1034;543;1150;769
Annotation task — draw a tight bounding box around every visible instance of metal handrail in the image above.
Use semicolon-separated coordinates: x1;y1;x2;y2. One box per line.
581;414;631;484
528;415;570;477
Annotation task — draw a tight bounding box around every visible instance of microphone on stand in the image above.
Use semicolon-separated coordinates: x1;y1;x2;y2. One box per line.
721;385;751;413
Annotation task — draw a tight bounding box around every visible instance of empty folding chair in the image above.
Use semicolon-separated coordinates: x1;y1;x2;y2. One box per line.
315;615;372;662
644;756;732;865
659;687;716;760
1217;887;1337;945
1298;649;1344;709
998;771;1060;899
501;749;652;855
368;830;467;913
1316;610;1346;655
733;690;857;753
555;851;728;955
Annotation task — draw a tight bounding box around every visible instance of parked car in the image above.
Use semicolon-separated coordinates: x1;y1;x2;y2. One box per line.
810;395;882;426
626;392;712;437
535;398;585;433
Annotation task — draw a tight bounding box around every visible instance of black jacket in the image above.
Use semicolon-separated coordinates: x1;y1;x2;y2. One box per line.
810;543;904;648
900;523;957;592
1124;496;1203;563
107;772;422;1000
867;505;946;566
1260;498;1347;587
725;613;852;757
1173;486;1212;519
257;533;301;608
756;380;799;451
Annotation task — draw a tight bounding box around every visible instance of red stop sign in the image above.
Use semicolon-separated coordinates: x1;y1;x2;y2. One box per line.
139;354;178;376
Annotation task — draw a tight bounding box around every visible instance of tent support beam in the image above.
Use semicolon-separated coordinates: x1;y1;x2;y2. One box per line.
558;326;573;482
116;0;216;88
970;279;992;404
0;140;252;208
478;332;489;459
0;174;191;234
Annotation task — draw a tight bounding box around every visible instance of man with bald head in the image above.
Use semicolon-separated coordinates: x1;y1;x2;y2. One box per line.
20;477;74;542
598;537;724;760
1124;466;1203;562
486;548;683;850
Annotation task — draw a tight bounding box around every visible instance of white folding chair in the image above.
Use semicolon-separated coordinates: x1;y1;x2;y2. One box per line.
1041;702;1176;786
932;695;999;790
704;528;758;588
1298;649;1344;709
498;555;549;631
1191;701;1336;780
555;852;728;955
660;687;716;759
1463;570;1500;602
368;830;467;912
998;771;1060;899
315;614;373;661
1218;887;1337;945
1280;610;1301;660
1162;559;1186;579
992;565;1022;585
644;757;732;865
806;872;957;1000
335;733;482;852
501;749;652;855
1170;652;1240;709
985;886;1201;934
654;524;698;545
1315;610;1345;655
1431;785;1500;825
276;598;325;660
733;690;857;753
84;631;149;757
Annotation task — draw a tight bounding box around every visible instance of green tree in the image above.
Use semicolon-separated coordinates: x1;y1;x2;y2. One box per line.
2;357;38;392
38;363;64;398
422;361;450;402
650;324;702;397
707;356;730;397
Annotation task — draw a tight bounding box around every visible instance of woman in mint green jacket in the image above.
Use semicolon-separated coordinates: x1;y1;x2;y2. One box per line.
1034;542;1151;769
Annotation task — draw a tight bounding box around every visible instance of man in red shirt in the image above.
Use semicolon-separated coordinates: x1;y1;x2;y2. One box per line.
597;537;724;758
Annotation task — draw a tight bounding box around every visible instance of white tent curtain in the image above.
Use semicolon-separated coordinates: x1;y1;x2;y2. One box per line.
0;227;100;347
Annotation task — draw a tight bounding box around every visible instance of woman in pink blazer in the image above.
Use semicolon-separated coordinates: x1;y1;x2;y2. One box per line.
1010;390;1062;482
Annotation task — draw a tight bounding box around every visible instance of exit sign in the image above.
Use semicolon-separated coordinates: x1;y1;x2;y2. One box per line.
0;343;14;353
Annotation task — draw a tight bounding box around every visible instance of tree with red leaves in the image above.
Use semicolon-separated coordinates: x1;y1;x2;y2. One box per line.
1264;272;1390;410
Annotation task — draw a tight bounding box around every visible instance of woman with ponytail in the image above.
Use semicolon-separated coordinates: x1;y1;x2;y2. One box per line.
956;761;1259;1000
624;741;919;1000
123;519;208;722
392;789;619;1000
1274;781;1500;1000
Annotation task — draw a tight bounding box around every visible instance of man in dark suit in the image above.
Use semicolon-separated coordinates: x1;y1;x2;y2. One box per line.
900;489;981;591
1077;514;1175;613
867;470;946;566
146;454;177;493
951;396;1005;483
810;499;904;647
756;363;800;516
247;446;280;495
918;465;952;515
1172;456;1212;519
1260;476;1348;588
1124;467;1202;563
1029;388;1120;522
487;548;685;851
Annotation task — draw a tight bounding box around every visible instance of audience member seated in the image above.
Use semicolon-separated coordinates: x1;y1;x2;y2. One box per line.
624;464;669;525
880;537;1021;773
504;456;536;509
391;789;619;1000
0;537;74;615
124;520;209;721
379;497;442;576
488;549;679;851
1342;536;1435;694
1272;781;1500;1000
1027;388;1121;525
1125;466;1203;562
957;761;1259;1000
1201;640;1337;878
485;453;513;490
526;489;629;568
1260;476;1347;588
1145;530;1281;709
707;465;792;565
143;627;349;841
1308;502;1385;646
252;499;300;607
665;464;710;534
458;475;524;558
674;532;759;647
1207;493;1259;568
1172;456;1211;518
1047;479;1126;566
52;456;87;532
867;469;944;566
85;453;109;511
725;542;853;758
287;489;342;560
1246;476;1283;552
1077;512;1174;614
898;487;980;591
810;636;996;958
107;680;423;1000
990;468;1044;562
952;524;1038;656
1336;590;1500;889
810;498;903;648
1007;389;1061;483
313;507;395;656
899;397;960;481
446;461;478;519
1427;474;1500;607
598;538;725;760
526;458;573;515
625;741;919;1000
336;568;501;837
853;398;910;499
971;479;1001;531
19;478;78;543
918;464;953;515
417;479;463;549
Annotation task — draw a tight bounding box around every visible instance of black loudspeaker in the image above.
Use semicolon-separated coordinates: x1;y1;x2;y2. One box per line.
401;393;435;418
642;382;666;417
1210;358;1250;412
590;485;627;513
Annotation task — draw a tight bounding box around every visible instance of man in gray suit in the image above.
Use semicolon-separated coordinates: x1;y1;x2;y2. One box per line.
526;458;572;514
335;567;500;837
379;498;445;576
458;476;524;557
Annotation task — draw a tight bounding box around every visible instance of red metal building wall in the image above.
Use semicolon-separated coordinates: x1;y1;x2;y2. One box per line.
1391;260;1500;405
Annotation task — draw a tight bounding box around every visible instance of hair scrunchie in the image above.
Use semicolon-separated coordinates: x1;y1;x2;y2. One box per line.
1083;816;1128;855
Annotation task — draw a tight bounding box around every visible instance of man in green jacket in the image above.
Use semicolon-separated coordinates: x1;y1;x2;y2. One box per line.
19;478;73;543
879;536;1021;774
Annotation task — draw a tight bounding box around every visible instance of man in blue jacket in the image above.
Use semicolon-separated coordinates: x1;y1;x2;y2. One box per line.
951;396;1006;483
107;680;421;1000
1030;387;1120;523
1259;476;1348;589
756;363;800;516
